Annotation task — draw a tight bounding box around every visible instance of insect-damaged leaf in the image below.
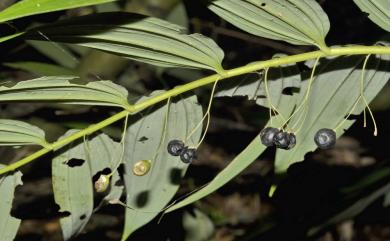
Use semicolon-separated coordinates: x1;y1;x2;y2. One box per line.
0;165;23;241
0;119;47;146
209;0;330;49
0;0;117;23
52;131;122;240
121;93;203;240
353;0;390;32
0;76;129;108
275;43;390;173
25;12;225;73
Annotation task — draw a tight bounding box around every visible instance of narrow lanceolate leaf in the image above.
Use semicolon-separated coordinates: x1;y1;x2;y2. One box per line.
209;0;330;49
0;76;129;108
353;0;390;32
0;119;47;146
166;74;301;213
122;93;203;240
275;43;390;173
4;62;75;76
25;12;225;72
0;0;117;23
0;165;23;241
52;131;122;240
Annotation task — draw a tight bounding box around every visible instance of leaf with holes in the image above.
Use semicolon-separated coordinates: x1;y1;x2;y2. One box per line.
353;0;390;32
0;76;129;108
275;43;390;173
24;12;225;73
0;165;23;241
121;93;203;240
0;119;47;146
52;131;122;240
0;0;118;23
209;0;330;49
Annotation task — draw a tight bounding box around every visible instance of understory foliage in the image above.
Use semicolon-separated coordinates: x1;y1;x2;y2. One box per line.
0;0;389;240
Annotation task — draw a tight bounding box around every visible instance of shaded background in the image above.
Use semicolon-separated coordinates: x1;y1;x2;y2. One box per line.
0;0;389;240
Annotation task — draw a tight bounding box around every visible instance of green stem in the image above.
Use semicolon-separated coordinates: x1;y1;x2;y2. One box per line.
1;45;390;175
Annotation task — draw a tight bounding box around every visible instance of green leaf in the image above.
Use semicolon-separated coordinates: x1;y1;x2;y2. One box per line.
183;209;215;241
0;119;47;146
0;165;22;241
4;62;75;76
0;32;24;43
275;45;390;173
209;0;330;49
122;93;203;240
353;0;390;32
0;76;129;108
52;131;122;240
25;12;225;72
0;0;118;23
216;55;301;109
27;40;79;69
165;76;301;212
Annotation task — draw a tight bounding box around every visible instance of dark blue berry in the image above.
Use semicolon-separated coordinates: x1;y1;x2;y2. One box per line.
314;128;336;149
286;133;296;150
180;148;197;164
273;131;290;149
260;127;279;147
167;140;185;156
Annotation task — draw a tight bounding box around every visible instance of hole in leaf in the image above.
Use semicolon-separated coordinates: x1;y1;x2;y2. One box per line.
344;114;359;120
65;158;85;167
92;168;112;182
80;214;87;220
261;3;266;7
282;87;300;95
136;191;149;208
114;179;124;187
138;136;148;142
170;168;183;185
57;211;71;218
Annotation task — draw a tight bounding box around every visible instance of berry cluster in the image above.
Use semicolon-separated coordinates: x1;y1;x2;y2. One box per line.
260;127;296;150
167;140;197;164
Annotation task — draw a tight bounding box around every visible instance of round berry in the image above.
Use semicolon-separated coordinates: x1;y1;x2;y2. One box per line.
180;148;197;164
260;127;279;147
314;128;336;149
273;131;290;149
286;133;296;150
167;139;185;156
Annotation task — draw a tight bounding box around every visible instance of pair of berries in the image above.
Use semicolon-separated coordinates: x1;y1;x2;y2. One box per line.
260;127;296;150
167;140;197;164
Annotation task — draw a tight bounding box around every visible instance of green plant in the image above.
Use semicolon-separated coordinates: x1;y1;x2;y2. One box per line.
0;0;389;240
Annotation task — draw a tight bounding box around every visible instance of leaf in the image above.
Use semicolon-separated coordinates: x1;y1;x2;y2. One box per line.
209;0;330;49
183;209;215;241
0;165;23;241
121;93;203;240
0;76;129;108
216;55;301;109
52;131;122;240
0;0;118;23
165;75;301;212
0;32;24;43
25;12;225;72
353;0;390;32
0;119;47;146
4;62;75;76
27;40;79;69
275;44;390;173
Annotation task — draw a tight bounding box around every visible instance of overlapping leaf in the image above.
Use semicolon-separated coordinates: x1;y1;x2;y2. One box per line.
275;44;390;173
0;0;117;23
4;62;75;76
52;131;122;240
122;93;203;240
209;0;330;49
0;119;47;146
353;0;390;32
0;165;23;241
25;12;225;72
0;76;129;108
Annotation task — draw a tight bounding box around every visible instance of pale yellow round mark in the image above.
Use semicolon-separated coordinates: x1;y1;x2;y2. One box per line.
133;160;151;176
